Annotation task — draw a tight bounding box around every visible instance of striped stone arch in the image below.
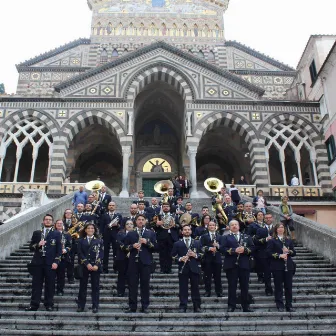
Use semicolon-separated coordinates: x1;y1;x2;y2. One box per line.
0;109;59;143
48;110;127;194
260;114;332;192
124;63;195;103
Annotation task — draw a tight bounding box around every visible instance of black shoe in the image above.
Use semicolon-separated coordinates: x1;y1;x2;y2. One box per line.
216;292;223;298
243;308;254;312
77;307;84;313
194;307;202;313
227;307;235;312
277;307;284;312
56;291;64;296
45;306;54;312
266;291;273;296
92;308;98;314
117;292;125;297
178;308;186;313
205;292;211;297
125;308;136;313
140;308;149;314
25;306;38;312
286;307;296;312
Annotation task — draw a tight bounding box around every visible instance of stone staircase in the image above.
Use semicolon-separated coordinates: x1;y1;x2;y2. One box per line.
0;242;336;335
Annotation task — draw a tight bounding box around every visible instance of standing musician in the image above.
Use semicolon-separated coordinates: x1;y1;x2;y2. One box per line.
100;201;123;274
252;211;266;283
62;209;75;283
98;186;112;215
175;196;185;216
235;202;245;231
75;203;85;220
194;214;211;240
133;190;149;208
184;202;200;236
115;220;134;297
255;213;274;296
54;219;72;296
161;188;177;211
62;209;73;231
77;223;104;313
123;214;157;313
266;223;296;312
82;203;99;225
223;195;237;223
154;202;179;274
122;204;139;226
137;200;150;222
146;197;161;221
221;220;255;312
87;194;101;218
171;225;202;313
214;197;229;235
25;214;62;312
200;221;223;297
243;202;256;234
211;186;227;206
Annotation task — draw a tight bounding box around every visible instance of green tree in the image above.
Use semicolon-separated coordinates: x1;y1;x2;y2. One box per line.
0;83;5;94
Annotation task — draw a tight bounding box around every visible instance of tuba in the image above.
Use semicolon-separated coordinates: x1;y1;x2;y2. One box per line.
179;213;192;228
85;180;105;214
154;180;174;203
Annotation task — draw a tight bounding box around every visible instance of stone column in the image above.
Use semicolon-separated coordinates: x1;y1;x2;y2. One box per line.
13;148;22;183
187;146;199;198
127;111;133;136
29;149;38;183
279;151;287;186
119;146;131;197
187;112;192;136
310;151;319;186
295;150;303;186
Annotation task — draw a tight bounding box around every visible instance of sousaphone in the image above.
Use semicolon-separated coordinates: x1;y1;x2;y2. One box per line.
85;180;105;202
179;213;192;227
204;178;224;193
154;180;174;203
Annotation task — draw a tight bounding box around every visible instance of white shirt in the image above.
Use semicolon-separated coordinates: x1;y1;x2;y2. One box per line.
291;177;299;186
183;237;191;247
43;228;51;237
231;231;240;241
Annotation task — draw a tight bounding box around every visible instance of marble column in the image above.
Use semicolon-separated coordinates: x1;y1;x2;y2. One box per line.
310;151;319;186
187;146;199;198
127;111;133;136
279;150;287;186
187;112;192;137
294;151;303;186
119;146;131;197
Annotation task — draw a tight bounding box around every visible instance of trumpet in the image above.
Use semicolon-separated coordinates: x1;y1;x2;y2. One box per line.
108;216;119;229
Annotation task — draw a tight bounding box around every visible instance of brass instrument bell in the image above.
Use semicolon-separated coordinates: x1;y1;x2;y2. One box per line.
179;213;192;227
154;180;174;195
204;178;224;193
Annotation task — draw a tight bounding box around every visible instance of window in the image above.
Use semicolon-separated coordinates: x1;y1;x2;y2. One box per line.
143;158;171;173
326;136;336;164
309;59;318;84
100;49;108;64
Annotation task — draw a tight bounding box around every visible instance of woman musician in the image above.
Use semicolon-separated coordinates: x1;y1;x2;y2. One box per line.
194;214;211;240
54;219;72;296
77;223;104;313
266;223;296;312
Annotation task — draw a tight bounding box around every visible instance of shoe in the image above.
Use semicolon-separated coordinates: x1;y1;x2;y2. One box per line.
266;291;273;296
140;308;149;314
92;308;98;314
125;308;136;313
178;308;186;313
68;279;75;284
117;292;125;297
25;306;38;312
56;291;64;296
286;307;296;312
45;306;54;312
277;307;284;312
205;292;211;297
243;308;254;312
194;306;202;313
227;307;235;312
77;307;84;313
216;292;223;298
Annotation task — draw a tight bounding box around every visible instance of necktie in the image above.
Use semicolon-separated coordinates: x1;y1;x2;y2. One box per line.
88;237;92;244
185;238;190;248
211;233;215;241
234;233;238;241
45;229;50;237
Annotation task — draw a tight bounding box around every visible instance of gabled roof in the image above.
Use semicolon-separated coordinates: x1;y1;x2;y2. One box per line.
55;40;265;96
317;40;336;77
17;38;91;67
225;40;295;71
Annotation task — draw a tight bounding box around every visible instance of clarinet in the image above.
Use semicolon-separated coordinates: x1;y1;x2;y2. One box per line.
41;230;46;257
235;236;247;266
281;237;289;272
179;242;195;274
135;229;143;262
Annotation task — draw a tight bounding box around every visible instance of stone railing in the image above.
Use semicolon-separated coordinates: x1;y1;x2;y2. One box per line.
0;182;49;194
0;193;73;260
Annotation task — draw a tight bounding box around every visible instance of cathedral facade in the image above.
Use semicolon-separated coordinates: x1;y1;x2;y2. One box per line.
0;0;332;199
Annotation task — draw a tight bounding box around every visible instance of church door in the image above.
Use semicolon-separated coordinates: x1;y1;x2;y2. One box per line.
143;178;162;197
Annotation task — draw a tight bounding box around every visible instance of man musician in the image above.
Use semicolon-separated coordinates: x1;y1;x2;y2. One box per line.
122;204;139;226
146;197;161;221
133;190;149;208
171;225;202;313
100;201;123;274
98;186;112;215
123;214;157;313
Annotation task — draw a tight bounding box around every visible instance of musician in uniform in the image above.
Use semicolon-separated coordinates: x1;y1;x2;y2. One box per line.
214;197;229;235
25;214;62;311
200;221;223;297
155;202;179;274
137;200;150;221
255;212;274;295
87;194;101;218
161;188;177;211
77;223;104;313
123;214;157;313
221;220;255;312
235;202;245;231
266;223;296;312
62;209;73;231
243;202;256;235
175;196;185;216
194;214;211;240
122;203;139;226
116;220;134;297
100;201;123;274
223;195;237;222
54;219;72;296
82;203;99;225
146;197;161;221
98;186;112;215
184;202;200;236
133;190;149;208
171;225;202;313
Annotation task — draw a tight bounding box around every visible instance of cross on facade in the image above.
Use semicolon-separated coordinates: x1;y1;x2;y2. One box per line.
252;113;260;120
58;110;66;118
0;185;11;193
274;188;285;196
306;188;316;197
240;188;250;196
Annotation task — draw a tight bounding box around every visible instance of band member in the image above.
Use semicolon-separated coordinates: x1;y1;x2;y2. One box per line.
122;204;138;226
62;209;73;231
215;197;229;235
171;225;202;313
87;194;101;218
175;196;185;216
252;211;266;283
137;200;150;221
82;203;99;225
211;186;227;206
184;202;200;235
200;221;223;297
243;202;256;234
266;223;296;312
124;214;157;313
146;197;161;221
155;202;179;274
161;188;177;211
77;223;104;313
98;186;112;215
54;219;72;296
133;190;149;208
221;220;255;312
200;205;212;219
116;220;134;297
223;195;237;222
279;196;296;241
25;214;62;311
75;203;85;220
235;202;245;231
194;214;211;240
255;213;274;295
100;201;123;273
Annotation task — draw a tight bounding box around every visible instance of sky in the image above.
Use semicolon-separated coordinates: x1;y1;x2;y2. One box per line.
0;0;335;94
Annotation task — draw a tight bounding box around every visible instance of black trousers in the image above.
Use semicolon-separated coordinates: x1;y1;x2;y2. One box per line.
158;236;173;272
204;261;222;295
226;267;250;310
272;270;294;309
30;263;56;309
178;268;201;309
258;257;272;293
281;219;295;232
56;259;68;293
67;240;77;281
128;261;151;311
103;228;117;271
116;259;129;295
77;267;101;309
